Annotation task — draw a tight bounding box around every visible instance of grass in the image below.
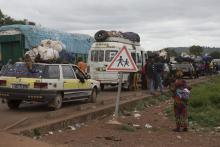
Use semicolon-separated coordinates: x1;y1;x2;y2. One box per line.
121;124;136;132
166;76;220;128
134;93;171;111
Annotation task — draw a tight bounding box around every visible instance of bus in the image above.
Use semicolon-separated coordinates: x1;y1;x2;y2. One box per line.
87;39;147;90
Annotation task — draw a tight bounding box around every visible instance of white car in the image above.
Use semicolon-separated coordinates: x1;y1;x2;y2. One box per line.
0;62;100;110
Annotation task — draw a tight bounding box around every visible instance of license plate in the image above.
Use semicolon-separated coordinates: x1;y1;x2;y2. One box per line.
12;84;28;89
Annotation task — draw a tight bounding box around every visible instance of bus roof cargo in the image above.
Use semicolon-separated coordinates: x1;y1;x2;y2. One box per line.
94;30;140;45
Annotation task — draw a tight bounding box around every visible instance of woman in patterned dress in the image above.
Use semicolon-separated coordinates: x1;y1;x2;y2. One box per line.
171;79;191;132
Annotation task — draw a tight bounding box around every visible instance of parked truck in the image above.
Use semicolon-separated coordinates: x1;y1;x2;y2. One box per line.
0;25;94;66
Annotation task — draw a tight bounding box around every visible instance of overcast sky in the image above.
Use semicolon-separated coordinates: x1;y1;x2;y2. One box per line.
1;0;220;50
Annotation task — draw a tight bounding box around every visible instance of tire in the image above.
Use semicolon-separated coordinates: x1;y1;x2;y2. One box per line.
94;30;108;42
88;88;97;103
7;100;22;109
100;84;104;91
48;94;62;110
123;32;140;42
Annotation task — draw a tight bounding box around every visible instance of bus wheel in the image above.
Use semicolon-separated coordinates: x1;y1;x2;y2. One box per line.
100;84;104;91
7;100;22;109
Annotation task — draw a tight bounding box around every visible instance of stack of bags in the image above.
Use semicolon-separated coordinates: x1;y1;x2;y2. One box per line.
25;39;66;62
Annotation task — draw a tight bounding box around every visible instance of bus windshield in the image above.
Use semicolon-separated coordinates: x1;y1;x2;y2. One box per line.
105;50;118;62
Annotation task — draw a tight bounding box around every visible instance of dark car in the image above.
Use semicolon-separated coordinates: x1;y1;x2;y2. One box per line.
171;63;195;78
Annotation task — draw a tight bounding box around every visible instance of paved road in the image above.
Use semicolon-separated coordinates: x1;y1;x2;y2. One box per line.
0;76;208;131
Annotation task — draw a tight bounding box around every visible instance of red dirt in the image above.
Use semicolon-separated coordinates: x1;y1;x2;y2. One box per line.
41;100;220;147
0;132;54;147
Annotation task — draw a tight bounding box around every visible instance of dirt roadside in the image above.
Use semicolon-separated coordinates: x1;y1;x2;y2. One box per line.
41;100;220;147
0;132;56;147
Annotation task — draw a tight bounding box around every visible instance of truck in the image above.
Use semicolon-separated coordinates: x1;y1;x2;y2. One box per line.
0;25;94;66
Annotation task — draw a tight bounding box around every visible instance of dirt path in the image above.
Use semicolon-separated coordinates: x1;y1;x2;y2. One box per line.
41;100;220;147
0;132;55;147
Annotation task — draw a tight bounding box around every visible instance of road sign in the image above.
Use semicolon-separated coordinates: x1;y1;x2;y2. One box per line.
106;46;138;72
106;46;138;118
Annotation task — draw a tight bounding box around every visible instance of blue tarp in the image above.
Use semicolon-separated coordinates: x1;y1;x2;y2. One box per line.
0;25;94;54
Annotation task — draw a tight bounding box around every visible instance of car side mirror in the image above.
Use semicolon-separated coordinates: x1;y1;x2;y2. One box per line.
79;76;85;83
86;74;91;79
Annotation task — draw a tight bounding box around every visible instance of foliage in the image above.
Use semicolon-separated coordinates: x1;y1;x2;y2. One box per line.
164;48;178;57
33;128;41;136
189;45;204;56
0;9;35;26
209;51;220;59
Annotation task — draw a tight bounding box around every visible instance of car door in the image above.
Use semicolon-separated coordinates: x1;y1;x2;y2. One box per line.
62;65;80;99
72;66;90;97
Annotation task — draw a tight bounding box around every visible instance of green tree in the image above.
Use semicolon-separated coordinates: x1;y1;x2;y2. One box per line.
209;51;220;59
164;48;178;57
189;45;204;56
0;9;35;26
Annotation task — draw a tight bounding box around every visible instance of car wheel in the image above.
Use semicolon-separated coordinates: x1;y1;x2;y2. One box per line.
7;100;22;109
48;94;62;110
88;87;97;103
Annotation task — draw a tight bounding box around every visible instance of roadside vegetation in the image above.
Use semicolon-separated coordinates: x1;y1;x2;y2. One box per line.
166;76;220;128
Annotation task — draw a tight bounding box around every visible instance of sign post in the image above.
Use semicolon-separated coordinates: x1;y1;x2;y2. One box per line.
106;46;138;118
115;72;123;117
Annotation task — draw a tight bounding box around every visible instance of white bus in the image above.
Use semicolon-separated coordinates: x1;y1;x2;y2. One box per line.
87;38;147;90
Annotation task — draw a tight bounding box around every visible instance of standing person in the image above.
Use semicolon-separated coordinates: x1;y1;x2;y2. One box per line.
141;59;148;89
192;62;199;78
156;57;164;94
77;57;87;74
171;79;191;132
146;58;155;95
153;58;158;90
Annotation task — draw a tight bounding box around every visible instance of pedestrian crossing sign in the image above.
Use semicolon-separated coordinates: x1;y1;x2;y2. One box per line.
106;46;138;72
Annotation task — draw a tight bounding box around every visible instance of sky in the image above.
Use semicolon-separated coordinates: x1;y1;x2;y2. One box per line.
0;0;220;50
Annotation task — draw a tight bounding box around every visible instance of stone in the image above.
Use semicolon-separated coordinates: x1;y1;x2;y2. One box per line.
68;125;76;130
134;113;141;118
48;131;53;135
145;123;152;129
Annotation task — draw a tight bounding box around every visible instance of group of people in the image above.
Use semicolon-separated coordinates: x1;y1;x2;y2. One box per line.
141;56;165;95
141;56;191;132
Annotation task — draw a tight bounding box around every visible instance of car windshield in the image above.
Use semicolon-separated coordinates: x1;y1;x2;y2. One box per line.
0;63;45;78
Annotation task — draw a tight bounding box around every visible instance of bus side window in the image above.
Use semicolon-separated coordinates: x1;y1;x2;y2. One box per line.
137;53;142;63
131;53;136;63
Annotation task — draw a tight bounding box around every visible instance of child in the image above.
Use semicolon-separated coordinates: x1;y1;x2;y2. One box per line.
172;79;191;132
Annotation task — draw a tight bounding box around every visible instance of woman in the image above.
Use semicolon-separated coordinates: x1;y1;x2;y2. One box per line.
171;79;191;132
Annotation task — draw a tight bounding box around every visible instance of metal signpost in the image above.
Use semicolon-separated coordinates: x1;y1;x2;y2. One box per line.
106;46;138;117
